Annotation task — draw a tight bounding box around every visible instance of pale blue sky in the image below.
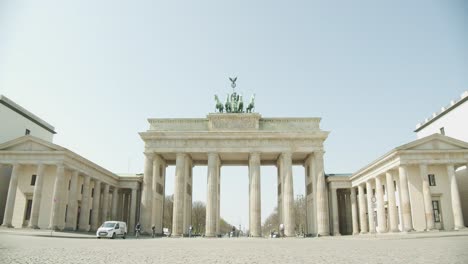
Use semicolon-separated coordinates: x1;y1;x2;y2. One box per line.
1;0;467;229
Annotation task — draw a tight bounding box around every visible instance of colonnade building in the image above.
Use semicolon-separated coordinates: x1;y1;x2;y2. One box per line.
1;93;467;237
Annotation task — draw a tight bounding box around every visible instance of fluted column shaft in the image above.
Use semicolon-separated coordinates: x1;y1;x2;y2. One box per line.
101;183;110;222
29;164;45;229
140;154;153;234
129;188;137;234
398;166;413;232
420;164;435;230
111;187;119;220
90;180;101;231
315;151;329;236
2;164;21;227
172;153;186;237
78;175;91;231
65;170;79;230
350;187;359;235
448;164;465;230
358;184;368;233
375;175;387;233
331;187;340;236
385;171;399;232
366;180;376;233
205;153;219;237
183;157;193;235
49;165;65;230
282;152;295;237
249;153;261;237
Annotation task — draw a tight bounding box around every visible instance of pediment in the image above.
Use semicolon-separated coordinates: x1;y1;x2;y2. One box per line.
397;134;468;151
0;136;63;152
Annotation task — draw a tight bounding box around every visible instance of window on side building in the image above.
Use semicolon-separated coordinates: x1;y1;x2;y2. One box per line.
428;174;436;186
440;127;445;135
30;175;37;186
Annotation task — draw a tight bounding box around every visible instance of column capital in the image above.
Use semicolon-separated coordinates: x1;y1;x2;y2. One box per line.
280;152;292;159
144;152;155;159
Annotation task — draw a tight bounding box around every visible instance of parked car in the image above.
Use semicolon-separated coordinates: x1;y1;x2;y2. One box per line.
96;221;127;239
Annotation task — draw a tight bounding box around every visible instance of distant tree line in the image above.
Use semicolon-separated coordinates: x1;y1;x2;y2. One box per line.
163;195;233;235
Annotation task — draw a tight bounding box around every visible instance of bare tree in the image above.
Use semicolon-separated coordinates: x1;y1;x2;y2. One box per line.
163;195;174;230
191;200;206;235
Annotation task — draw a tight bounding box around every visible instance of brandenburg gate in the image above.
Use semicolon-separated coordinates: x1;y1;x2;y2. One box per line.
139;80;330;237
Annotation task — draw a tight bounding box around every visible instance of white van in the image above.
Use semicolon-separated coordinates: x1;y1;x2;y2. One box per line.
96;221;127;239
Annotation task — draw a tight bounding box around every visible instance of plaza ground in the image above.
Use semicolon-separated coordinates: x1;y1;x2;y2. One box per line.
0;229;467;264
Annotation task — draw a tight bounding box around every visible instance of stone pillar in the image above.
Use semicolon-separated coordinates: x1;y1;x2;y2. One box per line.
183;156;193;235
375;175;387;233
448;164;465;230
129;188;137;234
366;180;376;233
65;170;79;230
331;187;341;236
2;164;20;227
216;163;220;236
205;153;219;237
28;164;45;229
78;175;91;231
420;164;435;231
385;171;399;232
111;187;119;220
101;183;110;222
282;152;295;237
249;153;261;237
358;184;368;234
172;153;186;237
315;151;329;236
48;164;65;230
152;156;165;234
90;180;101;231
277;159;283;226
350;187;359;235
140;154;153;234
398;165;413;232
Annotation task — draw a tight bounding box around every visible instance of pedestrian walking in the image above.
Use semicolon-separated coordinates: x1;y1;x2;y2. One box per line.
188;225;193;238
135;222;141;238
279;223;285;238
151;225;156;238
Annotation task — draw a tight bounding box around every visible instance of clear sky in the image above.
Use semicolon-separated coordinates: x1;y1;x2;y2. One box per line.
1;0;467;230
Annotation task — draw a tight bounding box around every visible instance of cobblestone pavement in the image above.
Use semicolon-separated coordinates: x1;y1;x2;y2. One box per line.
0;230;467;264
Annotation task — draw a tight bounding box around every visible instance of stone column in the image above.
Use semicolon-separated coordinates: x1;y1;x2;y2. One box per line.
331;187;341;236
65;170;79;230
420;164;435;231
375;175;387;233
101;183;110;222
366;180;376;233
111;187;119;220
216;163;220;236
276;159;283;226
183;156;193;235
90;180;101;231
129;188;137;234
49;164;65;230
140;154;153;234
398;165;413;232
358;184;368;234
350;187;359;235
28;164;45;229
2;164;21;227
385;171;399;232
315;151;329;236
78;175;91;231
172;153;186;237
282;152;295;237
448;164;465;230
249;153;261;237
152;156;165;234
205;153;219;237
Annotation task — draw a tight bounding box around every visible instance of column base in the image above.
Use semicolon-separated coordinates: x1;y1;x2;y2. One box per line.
388;228;400;233
352;232;359;235
454;226;467;231
78;226;90;232
29;225;40;229
1;224;14;228
425;228;439;232
333;232;341;236
316;232;329;237
359;231;368;235
63;227;76;231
